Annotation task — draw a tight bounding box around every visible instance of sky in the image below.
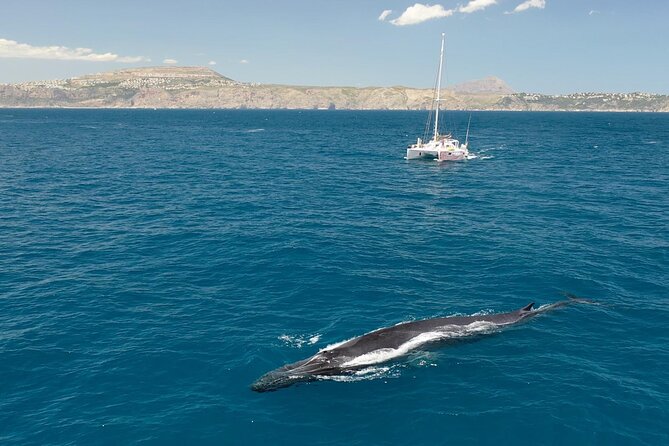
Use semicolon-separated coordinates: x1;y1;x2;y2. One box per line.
0;0;668;94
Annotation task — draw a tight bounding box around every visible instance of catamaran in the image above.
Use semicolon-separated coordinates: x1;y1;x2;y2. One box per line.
406;33;470;162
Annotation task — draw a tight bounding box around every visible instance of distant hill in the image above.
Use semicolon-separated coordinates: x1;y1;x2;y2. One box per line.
73;66;235;84
1;66;667;112
450;76;514;95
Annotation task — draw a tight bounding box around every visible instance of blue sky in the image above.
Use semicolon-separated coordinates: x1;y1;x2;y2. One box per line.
1;0;667;93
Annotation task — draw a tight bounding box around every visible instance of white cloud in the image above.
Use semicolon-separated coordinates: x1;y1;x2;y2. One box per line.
458;0;497;14
589;9;599;16
378;9;393;21
162;58;178;64
208;60;217;65
240;59;249;64
0;37;145;62
390;3;454;26
512;0;545;13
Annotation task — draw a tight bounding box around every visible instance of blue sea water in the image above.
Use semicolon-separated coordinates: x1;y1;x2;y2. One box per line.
1;109;668;445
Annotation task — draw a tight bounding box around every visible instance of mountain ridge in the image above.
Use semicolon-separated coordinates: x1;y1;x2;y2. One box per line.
1;66;667;112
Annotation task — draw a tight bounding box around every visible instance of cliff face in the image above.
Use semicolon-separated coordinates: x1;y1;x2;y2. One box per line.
1;66;667;111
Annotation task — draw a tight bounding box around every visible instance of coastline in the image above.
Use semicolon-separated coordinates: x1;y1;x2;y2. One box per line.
2;67;667;113
1;106;666;112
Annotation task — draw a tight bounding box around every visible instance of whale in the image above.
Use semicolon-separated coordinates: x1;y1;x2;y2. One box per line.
251;295;590;392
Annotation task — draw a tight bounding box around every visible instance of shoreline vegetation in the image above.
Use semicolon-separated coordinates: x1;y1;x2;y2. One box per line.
1;66;667;112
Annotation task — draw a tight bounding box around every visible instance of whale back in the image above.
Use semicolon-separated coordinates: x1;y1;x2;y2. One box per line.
327;302;536;358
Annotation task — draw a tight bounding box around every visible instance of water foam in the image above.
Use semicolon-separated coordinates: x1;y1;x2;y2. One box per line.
278;333;321;348
317;366;399;383
477;145;506;154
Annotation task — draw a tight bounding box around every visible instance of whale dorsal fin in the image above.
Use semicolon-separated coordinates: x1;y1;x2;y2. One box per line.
521;302;535;312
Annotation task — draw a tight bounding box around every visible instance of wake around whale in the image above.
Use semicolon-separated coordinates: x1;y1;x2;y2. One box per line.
252;295;590;392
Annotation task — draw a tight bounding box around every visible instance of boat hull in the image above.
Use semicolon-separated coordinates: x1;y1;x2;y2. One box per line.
437;151;466;162
406;141;468;162
405;147;438;160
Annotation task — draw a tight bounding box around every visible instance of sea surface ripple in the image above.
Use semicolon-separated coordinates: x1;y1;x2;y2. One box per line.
1;110;668;444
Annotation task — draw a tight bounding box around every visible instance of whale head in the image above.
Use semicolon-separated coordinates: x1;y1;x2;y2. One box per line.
251;369;309;392
251;353;338;392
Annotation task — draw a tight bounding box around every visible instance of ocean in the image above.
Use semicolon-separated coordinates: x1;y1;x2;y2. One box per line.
1;109;667;445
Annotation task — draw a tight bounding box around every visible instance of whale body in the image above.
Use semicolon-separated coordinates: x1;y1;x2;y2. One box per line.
252;296;586;392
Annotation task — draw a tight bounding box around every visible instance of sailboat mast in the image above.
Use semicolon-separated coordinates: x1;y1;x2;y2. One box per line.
433;33;445;141
465;113;471;145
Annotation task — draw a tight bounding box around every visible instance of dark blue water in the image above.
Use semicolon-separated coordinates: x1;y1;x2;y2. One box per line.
1;109;668;445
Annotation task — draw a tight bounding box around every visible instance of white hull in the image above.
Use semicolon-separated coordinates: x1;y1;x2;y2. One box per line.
406;138;468;162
